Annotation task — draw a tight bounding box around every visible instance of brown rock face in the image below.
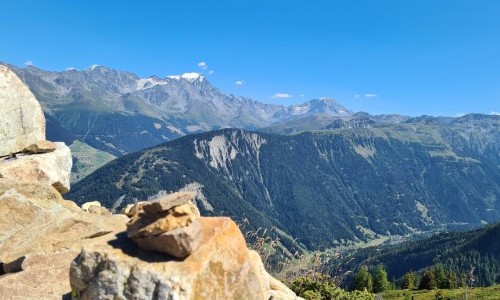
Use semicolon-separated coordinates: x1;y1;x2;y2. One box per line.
127;200;200;238
22;140;57;154
70;217;299;300
0;65;45;156
133;219;202;258
0;179;127;299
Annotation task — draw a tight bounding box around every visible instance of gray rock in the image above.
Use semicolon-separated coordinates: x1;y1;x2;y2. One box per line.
143;191;197;213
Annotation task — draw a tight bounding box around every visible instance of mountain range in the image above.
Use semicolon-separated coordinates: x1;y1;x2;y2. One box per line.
6;63;352;157
68;115;499;250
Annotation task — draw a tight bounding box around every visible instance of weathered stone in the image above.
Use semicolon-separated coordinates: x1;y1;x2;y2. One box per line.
22;140;57;154
0;179;127;298
0;65;45;156
120;201;146;217
88;204;111;216
81;201;101;211
0;142;72;193
70;217;300;300
128;201;200;239
133;219;202;258
0;251;80;300
143;191;197;213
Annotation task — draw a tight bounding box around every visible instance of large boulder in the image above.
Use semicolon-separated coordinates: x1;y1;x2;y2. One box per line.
0;65;45;156
0;179;127;299
0;142;72;193
70;217;300;300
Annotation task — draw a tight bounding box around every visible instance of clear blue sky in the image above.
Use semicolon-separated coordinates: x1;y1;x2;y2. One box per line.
1;0;499;116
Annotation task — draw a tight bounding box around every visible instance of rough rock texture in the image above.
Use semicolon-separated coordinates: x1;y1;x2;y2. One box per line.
0;142;72;193
127;197;200;238
88;205;111;216
22;140;57;154
135;219;202;258
0;179;127;299
0;65;45;156
126;192;202;258
120;201;146;217
81;200;102;211
70;217;300;300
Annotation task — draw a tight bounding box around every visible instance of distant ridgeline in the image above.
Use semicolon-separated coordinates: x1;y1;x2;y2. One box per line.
338;222;500;287
69;114;499;250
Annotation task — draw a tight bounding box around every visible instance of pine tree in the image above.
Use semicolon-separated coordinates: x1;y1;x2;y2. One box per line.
352;265;373;292
419;268;437;290
373;264;389;293
447;271;457;289
401;271;416;290
434;264;447;289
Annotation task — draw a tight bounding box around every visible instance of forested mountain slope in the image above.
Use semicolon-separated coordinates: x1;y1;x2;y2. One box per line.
341;223;500;287
69;115;499;250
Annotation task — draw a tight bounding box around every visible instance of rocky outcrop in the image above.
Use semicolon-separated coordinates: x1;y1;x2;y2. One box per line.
0;142;72;193
0;65;45;156
0;180;299;300
70;217;299;300
0;65;72;194
0;179;127;299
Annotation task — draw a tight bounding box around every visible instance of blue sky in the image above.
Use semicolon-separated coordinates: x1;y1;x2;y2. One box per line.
0;0;499;116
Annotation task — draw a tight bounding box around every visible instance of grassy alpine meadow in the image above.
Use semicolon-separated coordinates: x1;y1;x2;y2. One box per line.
381;285;500;300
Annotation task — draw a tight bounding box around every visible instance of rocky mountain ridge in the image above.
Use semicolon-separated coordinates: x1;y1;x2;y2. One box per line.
6;63;352;156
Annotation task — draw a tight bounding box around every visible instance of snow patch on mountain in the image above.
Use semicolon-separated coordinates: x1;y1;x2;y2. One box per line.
167;72;204;82
136;77;167;90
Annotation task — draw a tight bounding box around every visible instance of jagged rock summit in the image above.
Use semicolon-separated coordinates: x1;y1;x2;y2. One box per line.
0;64;300;299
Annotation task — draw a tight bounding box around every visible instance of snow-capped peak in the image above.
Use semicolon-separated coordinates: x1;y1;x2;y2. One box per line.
87;64;100;70
167;72;204;82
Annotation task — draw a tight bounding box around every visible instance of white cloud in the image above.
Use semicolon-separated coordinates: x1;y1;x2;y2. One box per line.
271;93;292;99
235;80;244;86
490;111;500;116
365;93;377;98
455;113;466;117
24;60;33;66
300;94;305;97
354;94;360;99
208;70;214;75
198;61;207;70
66;67;76;71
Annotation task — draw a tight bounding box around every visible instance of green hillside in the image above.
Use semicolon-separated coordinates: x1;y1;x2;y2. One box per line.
336;223;500;287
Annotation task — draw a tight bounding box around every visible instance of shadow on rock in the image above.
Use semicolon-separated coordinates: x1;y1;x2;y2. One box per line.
107;231;182;263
